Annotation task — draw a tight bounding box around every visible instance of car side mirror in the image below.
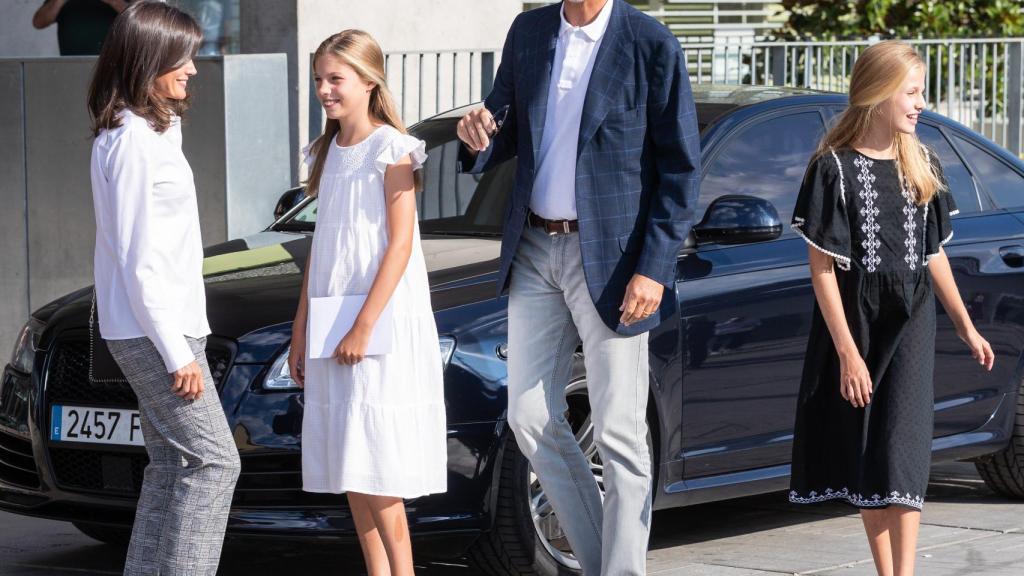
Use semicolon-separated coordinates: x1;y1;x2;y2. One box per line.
274;187;307;221
693;195;782;246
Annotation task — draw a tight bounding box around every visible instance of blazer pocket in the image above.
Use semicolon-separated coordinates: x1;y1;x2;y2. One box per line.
618;234;642;254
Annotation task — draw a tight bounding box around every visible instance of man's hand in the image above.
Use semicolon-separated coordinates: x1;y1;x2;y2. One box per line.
619;273;664;326
457;108;497;154
171;360;204;401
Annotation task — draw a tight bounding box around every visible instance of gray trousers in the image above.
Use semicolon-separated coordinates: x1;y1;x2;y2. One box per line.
507;227;652;576
107;336;241;576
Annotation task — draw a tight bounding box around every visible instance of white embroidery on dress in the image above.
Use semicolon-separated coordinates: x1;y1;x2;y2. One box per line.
901;183;919;270
854;156;882;271
789;488;924;510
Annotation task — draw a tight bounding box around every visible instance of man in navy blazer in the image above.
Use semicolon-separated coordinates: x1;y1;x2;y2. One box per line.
457;0;699;573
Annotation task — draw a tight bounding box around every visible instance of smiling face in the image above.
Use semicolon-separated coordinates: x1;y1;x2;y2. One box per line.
153;59;197;101
880;64;926;134
314;55;375;121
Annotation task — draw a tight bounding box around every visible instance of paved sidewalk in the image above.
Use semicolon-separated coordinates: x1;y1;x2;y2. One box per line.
0;462;1020;575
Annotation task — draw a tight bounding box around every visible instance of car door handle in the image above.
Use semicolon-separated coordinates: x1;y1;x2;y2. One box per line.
999;245;1024;268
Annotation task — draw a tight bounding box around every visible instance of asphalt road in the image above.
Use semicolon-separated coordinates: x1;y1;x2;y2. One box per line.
1;462;1021;575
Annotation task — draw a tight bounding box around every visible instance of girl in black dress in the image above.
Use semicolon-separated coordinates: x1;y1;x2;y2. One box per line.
788;40;995;576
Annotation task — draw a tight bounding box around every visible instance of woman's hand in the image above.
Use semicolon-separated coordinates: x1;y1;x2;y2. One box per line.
958;327;995;371
839;351;872;408
288;332;306;388
171;360;204;401
334;325;371;365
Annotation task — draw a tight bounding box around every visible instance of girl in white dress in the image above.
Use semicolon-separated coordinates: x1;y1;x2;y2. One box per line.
287;29;447;576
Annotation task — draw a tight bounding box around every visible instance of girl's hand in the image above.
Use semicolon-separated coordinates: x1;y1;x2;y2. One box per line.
839;351;872;408
288;333;306;388
959;328;995;371
334;325;371;365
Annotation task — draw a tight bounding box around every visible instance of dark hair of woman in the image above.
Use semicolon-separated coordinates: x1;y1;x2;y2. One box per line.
87;1;202;136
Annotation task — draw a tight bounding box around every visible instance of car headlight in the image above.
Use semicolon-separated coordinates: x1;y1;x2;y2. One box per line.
9;318;45;374
262;336;457;391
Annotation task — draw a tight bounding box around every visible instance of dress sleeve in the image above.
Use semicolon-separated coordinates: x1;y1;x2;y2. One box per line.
301;141;315;168
924;148;958;263
374;132;427;174
791;151;852;271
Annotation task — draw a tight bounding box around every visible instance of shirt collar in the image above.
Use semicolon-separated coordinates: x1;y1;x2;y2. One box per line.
559;0;614;43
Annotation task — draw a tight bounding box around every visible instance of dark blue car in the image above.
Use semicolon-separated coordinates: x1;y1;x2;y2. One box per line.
2;85;1024;575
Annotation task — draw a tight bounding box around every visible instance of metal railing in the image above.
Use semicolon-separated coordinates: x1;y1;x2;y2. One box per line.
379;37;1024;156
683;38;1024;154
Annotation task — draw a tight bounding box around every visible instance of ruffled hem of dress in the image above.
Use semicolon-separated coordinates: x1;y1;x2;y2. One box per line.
791;220;852;271
789;488;923;510
301;482;447;499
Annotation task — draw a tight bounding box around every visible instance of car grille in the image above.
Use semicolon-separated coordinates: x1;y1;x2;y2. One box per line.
0;430;40;488
44;332;235;496
45;334;234;406
49;447;145;495
47;449;323;505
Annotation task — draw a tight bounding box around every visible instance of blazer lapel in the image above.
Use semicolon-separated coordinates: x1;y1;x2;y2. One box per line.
526;10;560;169
577;0;633;155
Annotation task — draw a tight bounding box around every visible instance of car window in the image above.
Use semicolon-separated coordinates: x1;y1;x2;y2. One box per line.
915;124;983;213
283;121;513;236
699;111;825;227
952;134;1024;211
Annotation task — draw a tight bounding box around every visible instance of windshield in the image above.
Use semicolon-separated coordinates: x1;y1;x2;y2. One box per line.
280;103;726;235
279;118;511;236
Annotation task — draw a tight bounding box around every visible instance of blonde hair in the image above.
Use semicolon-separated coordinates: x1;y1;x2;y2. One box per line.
304;29;415;197
816;40;944;204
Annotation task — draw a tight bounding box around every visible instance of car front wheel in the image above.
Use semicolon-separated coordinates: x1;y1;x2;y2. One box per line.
469;376;654;576
975;380;1024;497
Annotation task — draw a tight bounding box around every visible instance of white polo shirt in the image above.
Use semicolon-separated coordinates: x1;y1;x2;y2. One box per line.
529;0;614;221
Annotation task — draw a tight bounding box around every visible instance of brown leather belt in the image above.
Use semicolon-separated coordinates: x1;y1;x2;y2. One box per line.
528;211;579;235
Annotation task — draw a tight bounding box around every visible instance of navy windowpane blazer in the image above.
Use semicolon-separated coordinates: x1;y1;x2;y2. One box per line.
457;0;701;336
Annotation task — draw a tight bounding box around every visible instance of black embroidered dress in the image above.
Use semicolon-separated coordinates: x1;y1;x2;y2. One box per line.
788;148;957;510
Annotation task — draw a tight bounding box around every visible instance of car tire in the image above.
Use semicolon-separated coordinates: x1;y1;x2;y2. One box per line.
72;521;132;547
975;382;1024;498
468;433;579;576
468;375;655;576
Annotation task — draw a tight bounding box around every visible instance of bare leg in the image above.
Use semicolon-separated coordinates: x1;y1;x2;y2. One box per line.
860;509;894;576
353;492;415;576
347;492;391;576
889;507;921;576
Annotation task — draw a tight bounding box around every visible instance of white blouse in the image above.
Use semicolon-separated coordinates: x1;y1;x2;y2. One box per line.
90;110;210;373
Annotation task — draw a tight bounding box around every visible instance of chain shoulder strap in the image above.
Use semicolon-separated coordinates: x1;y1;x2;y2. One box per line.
89;290;128;384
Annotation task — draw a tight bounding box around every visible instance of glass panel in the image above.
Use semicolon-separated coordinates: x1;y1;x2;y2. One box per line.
915;124;982;213
699;111;825;227
953;134;1024;211
168;0;240;55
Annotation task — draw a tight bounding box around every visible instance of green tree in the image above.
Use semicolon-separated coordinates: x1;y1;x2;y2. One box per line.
776;0;1024;40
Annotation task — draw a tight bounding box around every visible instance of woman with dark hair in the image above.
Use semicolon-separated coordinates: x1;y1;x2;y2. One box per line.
87;3;240;575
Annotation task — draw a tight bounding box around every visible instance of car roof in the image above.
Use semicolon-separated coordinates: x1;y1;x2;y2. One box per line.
416;84;839;130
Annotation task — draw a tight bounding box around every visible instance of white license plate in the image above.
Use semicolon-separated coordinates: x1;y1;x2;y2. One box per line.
50;405;144;446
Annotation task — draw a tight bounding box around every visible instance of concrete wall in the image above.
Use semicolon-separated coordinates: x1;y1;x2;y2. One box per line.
0;1;59;57
241;0;522;181
0;55;290;350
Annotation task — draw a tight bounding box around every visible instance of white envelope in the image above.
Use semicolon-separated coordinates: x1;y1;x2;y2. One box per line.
307;295;394;358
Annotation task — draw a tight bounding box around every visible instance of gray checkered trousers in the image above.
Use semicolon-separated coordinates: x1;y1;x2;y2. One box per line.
107;336;241;576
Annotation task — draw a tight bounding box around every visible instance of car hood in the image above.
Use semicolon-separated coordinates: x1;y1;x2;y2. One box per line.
36;230;501;351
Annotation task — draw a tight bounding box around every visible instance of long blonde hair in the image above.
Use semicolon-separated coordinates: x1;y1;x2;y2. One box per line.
304;29;414;197
816;40;943;204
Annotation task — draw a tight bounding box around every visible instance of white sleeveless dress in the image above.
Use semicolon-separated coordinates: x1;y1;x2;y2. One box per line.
301;125;447;498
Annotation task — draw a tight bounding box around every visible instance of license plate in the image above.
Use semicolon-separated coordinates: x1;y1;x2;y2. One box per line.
50;405;144;446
